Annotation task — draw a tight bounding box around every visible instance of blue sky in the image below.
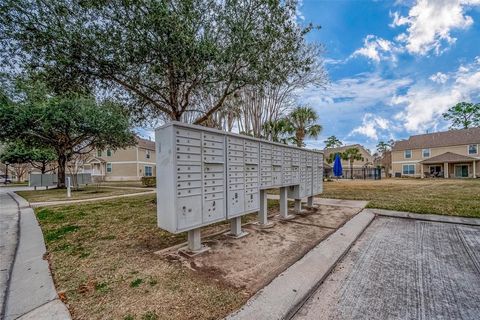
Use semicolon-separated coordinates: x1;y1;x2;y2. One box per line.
299;0;480;152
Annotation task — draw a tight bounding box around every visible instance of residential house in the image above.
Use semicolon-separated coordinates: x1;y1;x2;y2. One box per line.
324;144;374;168
392;127;480;178
323;144;374;178
80;137;156;181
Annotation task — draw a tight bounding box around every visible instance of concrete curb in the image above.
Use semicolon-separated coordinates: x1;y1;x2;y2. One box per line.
4;192;71;320
226;209;375;320
265;195;368;209
29;190;155;207
0;193;20;319
370;208;480;226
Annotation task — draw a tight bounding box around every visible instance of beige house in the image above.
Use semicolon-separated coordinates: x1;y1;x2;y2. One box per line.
80;137;156;181
392;127;480;178
324;144;374;169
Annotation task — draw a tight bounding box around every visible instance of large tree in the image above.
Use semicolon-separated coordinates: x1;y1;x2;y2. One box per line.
376;140;393;154
324;136;343;148
287;106;322;147
442;102;480;129
0;141;57;174
1;0;319;125
0;142;32;182
0;81;135;187
341;147;364;180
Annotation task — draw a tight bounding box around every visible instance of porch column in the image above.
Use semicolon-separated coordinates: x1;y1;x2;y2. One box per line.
420;164;424;178
473;161;476;178
444;162;449;178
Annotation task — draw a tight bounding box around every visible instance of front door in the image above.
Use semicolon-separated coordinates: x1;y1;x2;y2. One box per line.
455;165;469;178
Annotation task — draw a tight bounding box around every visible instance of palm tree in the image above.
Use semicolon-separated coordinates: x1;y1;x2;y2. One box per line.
262;118;292;144
287;106;322;147
342;147;364;179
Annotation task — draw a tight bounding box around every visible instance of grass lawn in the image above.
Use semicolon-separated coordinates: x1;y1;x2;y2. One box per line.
35;195;278;320
16;185;152;203
320;178;480;218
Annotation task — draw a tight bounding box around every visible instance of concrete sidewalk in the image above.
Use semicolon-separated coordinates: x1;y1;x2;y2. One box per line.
30;190;155;207
0;193;19;319
0;191;70;320
293;215;480;320
227;209;375;320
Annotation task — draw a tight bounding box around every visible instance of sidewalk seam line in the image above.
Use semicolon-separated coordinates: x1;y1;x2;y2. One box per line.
374;211;480;226
9;298;58;320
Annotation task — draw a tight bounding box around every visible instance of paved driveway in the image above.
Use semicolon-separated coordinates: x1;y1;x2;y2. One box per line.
294;217;480;320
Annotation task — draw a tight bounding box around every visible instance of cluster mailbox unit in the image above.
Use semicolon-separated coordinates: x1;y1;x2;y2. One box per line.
156;122;323;252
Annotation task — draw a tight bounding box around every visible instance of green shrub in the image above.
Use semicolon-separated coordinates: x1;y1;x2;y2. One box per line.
141;176;156;187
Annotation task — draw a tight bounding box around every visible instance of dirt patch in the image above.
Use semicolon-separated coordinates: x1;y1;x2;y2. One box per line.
175;205;360;295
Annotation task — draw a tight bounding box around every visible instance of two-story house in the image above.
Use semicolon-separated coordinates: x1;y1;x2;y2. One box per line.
81;136;156;181
392;127;480;178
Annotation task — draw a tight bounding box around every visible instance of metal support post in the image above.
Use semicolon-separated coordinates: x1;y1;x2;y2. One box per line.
307;196;314;207
66;177;71;198
179;228;210;256
257;190;274;228
227;216;249;238
187;228;202;251
279;187;294;220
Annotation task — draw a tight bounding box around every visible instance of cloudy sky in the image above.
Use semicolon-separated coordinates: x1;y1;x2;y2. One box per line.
300;0;480;151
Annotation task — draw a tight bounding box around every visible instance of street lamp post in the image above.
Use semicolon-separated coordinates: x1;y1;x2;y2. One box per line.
4;161;9;184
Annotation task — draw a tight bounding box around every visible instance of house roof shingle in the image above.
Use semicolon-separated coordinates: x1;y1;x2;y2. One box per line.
392;127;480;151
419;152;477;164
136;137;155;150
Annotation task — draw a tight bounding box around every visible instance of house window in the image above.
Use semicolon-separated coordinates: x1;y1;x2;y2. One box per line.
468;144;478;155
144;166;153;177
106;163;112;173
107;149;112;157
97;150;102;157
146;150;151;159
404;150;412;159
402;164;415;175
422;148;430;158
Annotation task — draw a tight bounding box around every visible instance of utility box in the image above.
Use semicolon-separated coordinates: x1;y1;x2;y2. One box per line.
155;122;323;234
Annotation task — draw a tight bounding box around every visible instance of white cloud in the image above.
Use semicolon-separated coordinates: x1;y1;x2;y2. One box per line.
429;72;449;83
299;73;412;110
393;58;480;132
390;0;480;55
350;113;395;140
351;35;402;63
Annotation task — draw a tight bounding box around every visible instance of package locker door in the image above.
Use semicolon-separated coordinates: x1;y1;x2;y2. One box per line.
202;131;226;224
244;139;260;212
174;127;203;230
260;143;273;189
227;136;245;218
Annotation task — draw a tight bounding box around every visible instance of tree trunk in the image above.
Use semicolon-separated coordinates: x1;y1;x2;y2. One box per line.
57;155;67;188
296;129;305;147
350;160;354;180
